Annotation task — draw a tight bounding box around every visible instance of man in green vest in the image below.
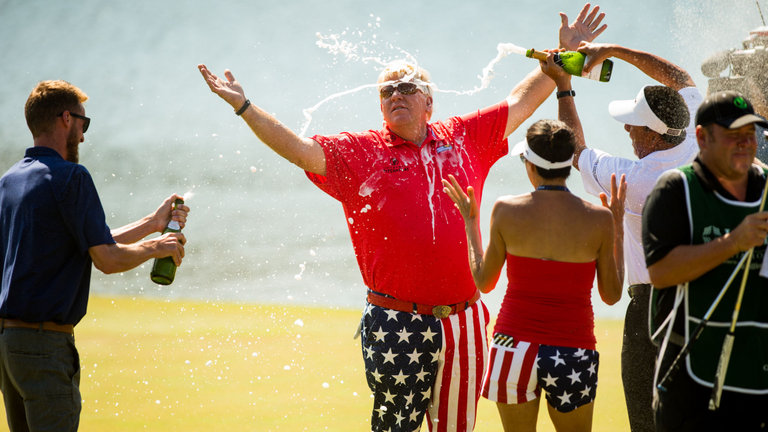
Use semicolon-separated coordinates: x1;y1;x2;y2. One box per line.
642;91;768;431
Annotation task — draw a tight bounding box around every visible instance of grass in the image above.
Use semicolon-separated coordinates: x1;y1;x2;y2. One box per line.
0;296;629;431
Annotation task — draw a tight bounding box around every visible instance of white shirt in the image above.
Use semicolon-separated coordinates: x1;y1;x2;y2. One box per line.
578;86;703;285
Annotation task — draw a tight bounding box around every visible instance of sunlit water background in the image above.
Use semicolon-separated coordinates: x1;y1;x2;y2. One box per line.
0;0;763;319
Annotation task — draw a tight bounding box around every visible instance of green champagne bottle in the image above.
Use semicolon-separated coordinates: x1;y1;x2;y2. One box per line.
150;198;184;285
526;48;613;82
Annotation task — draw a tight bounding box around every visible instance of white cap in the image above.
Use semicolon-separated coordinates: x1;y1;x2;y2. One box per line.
608;86;684;136
511;139;573;169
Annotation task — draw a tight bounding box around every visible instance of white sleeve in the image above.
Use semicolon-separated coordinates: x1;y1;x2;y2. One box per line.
578;148;636;197
678;87;703;133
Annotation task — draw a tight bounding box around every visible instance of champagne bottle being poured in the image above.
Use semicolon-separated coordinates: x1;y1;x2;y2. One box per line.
526;48;613;82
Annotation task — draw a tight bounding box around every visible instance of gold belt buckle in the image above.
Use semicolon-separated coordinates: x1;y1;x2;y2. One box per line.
432;305;452;319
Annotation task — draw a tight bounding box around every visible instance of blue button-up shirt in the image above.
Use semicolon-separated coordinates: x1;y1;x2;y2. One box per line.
0;147;114;325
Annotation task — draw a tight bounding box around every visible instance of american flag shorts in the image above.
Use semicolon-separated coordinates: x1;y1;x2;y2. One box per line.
481;332;599;413
361;300;490;431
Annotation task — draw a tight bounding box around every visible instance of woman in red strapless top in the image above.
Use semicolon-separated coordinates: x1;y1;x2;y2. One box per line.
443;61;626;431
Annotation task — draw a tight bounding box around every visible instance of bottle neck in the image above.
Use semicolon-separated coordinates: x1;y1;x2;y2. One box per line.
164;199;184;233
164;220;181;233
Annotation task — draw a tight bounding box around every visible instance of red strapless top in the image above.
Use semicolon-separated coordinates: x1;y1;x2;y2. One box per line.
494;254;597;349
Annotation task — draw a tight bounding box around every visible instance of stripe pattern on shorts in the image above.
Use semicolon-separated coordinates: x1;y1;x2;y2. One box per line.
482;334;539;404
427;300;490;432
481;334;600;413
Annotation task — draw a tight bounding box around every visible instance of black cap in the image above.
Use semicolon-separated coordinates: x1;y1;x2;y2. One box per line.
696;91;768;129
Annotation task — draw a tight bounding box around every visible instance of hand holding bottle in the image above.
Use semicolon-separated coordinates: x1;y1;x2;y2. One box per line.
536;49;574;86
150;194;190;233
574;42;616;78
155;230;186;266
150;197;188;285
527;47;613;82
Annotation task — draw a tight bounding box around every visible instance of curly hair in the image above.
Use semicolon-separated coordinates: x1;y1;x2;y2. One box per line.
644;86;689;146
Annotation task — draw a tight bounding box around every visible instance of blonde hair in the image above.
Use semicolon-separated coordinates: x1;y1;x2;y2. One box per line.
377;60;433;98
25;80;88;137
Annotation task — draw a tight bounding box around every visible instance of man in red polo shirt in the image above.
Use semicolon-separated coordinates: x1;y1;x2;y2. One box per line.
198;5;606;430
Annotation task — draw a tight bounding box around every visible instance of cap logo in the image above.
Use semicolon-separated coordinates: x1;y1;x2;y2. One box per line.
734;96;748;110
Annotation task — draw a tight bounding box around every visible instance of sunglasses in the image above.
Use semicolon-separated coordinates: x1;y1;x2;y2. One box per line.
58;111;91;133
379;82;424;99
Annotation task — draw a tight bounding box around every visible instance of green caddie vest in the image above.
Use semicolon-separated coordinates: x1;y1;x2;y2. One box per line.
678;165;768;393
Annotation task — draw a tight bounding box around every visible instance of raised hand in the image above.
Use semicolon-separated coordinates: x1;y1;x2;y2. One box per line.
442;174;479;222
559;3;607;51
198;64;246;109
600;173;627;226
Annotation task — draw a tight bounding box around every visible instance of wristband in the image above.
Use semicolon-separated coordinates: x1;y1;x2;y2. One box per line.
235;99;251;116
556;90;575;99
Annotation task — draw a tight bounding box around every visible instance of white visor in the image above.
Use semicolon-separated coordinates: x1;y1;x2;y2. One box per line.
511;139;573;169
608;86;684;136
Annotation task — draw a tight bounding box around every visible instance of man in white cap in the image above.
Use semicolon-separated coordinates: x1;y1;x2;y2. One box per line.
560;42;702;432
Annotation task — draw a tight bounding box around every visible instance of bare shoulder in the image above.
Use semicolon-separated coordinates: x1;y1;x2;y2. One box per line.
491;193;531;215
581;198;611;213
580;199;614;224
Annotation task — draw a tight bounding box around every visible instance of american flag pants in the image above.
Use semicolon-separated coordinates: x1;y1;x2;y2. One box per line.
360;300;490;431
481;334;599;413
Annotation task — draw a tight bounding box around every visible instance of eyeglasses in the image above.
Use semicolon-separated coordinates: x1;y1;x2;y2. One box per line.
379;82;424;99
58;111;90;133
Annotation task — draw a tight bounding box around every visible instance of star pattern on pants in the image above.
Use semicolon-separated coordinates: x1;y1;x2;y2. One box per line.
362;304;443;431
537;344;599;413
396;327;413;343
406;348;422;364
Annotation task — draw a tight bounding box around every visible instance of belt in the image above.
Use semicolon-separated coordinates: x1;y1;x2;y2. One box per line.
366;290;481;319
0;318;74;334
628;283;652;298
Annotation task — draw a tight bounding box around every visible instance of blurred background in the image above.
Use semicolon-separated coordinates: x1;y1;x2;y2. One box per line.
1;0;766;318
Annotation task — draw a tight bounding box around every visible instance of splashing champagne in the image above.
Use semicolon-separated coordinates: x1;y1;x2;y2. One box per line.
301;35;528;137
526;48;613;82
150;198;184;285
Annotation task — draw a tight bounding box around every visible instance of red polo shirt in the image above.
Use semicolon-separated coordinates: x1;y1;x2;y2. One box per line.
307;102;509;305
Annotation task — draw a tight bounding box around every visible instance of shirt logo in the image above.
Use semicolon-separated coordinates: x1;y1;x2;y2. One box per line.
384;157;408;173
701;225;726;243
436;143;453;154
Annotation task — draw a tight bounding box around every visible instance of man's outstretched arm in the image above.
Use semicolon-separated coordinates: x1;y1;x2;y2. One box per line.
579;43;695;90
198;65;326;175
